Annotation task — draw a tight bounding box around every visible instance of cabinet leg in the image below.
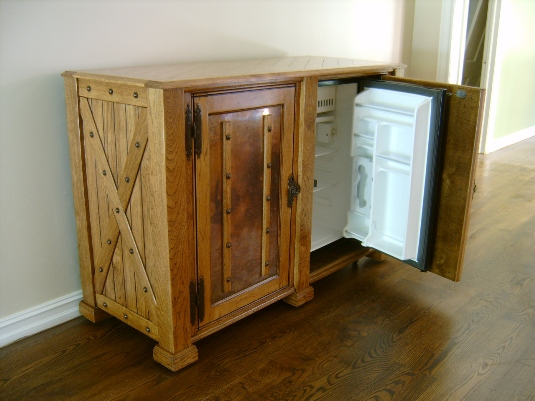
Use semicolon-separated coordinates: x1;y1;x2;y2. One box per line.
283;285;314;307
153;344;198;372
79;301;110;323
367;250;385;261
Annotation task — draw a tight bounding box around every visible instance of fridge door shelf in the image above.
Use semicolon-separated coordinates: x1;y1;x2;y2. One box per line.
375;123;414;165
355;87;429;114
354;107;414;128
315;145;338;159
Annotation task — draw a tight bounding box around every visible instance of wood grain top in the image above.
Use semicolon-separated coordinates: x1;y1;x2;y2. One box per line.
63;56;404;88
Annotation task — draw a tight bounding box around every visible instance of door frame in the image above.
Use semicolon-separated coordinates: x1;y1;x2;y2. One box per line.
437;0;501;154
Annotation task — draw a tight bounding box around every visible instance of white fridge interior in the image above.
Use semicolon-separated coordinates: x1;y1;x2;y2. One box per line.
311;81;435;266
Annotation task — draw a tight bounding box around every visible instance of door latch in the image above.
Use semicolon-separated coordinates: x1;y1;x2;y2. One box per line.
287;174;300;207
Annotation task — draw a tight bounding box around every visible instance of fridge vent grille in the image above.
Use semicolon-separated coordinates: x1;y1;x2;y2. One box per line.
318;98;334;109
317;86;336;113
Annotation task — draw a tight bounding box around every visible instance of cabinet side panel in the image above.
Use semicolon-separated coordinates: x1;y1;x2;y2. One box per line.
63;76;96;306
80;95;156;322
383;76;484;281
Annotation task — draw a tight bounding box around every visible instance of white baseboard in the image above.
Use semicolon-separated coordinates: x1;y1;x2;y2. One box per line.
484;126;535;153
0;290;82;348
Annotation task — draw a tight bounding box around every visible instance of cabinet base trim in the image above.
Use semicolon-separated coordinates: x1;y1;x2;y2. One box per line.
153;344;198;372
79;301;110;323
283;286;314;307
192;287;295;342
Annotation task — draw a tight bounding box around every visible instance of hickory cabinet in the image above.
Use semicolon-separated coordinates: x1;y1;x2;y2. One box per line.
63;57;483;371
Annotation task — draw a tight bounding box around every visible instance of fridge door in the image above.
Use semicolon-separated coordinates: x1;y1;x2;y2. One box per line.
381;76;484;281
344;79;446;271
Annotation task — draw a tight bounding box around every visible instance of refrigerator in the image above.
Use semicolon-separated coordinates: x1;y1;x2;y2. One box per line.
311;79;446;271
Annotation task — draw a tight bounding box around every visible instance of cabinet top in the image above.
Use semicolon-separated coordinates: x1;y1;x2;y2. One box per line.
63;56;404;89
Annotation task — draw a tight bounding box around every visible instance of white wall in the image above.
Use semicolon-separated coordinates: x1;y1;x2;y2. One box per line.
407;0;445;80
0;0;407;341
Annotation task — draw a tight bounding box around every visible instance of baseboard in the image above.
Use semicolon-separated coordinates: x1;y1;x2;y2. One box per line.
0;290;82;348
485;126;535;153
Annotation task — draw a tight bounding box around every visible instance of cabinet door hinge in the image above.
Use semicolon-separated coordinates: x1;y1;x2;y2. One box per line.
185;104;194;159
194;104;202;158
189;280;197;325
189;277;206;324
287;174;300;207
197;276;205;322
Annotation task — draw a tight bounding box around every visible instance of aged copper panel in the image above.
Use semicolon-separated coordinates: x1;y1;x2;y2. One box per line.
208;107;282;303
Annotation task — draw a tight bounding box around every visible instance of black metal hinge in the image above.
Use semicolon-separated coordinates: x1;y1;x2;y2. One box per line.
189;280;197;325
185;104;193;159
194;104;202;158
189;277;205;325
197;276;205;322
185;103;203;159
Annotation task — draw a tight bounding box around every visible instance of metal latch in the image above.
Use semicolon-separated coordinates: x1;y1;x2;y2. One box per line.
287;174;300;207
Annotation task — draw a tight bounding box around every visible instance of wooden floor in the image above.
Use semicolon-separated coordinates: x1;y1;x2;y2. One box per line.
1;136;534;400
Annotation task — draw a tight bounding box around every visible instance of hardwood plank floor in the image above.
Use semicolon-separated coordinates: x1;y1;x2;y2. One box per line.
1;136;534;400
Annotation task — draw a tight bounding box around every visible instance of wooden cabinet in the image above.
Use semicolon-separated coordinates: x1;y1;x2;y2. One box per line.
62;57;484;371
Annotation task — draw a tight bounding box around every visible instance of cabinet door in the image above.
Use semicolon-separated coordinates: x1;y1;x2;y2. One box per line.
194;87;295;326
380;76;484;281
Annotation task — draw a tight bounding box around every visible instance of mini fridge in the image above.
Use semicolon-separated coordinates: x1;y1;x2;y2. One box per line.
311;79;446;271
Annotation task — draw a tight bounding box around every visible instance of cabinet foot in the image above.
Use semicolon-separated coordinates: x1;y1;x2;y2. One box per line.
153;344;199;372
79;301;110;323
283;286;314;307
367;250;385;261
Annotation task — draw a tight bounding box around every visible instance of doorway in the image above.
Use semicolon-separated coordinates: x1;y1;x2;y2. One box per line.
462;0;489;87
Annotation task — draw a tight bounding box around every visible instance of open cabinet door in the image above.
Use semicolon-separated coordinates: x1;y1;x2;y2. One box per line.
381;76;484;281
